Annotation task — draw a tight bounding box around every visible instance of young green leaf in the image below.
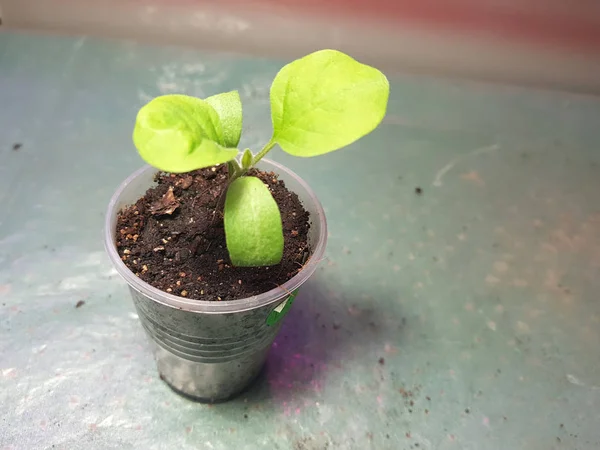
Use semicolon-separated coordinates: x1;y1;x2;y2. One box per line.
241;148;253;170
133;94;238;173
205;91;243;148
224;176;284;267
270;49;389;157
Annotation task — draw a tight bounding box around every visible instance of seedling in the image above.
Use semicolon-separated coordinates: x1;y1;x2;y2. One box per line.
133;49;389;267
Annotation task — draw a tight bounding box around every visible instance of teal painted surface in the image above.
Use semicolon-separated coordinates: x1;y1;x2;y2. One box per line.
1;32;600;449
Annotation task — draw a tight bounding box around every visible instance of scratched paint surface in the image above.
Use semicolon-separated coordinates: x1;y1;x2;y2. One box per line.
1;33;600;449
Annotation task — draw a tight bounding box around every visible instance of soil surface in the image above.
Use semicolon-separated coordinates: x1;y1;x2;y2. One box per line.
115;165;311;301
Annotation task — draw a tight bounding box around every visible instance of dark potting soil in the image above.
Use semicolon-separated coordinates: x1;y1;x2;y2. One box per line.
115;165;311;301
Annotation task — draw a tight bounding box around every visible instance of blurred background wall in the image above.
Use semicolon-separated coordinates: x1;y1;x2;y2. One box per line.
2;0;600;93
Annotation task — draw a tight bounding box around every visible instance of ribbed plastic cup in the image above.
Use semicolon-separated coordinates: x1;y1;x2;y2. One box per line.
104;159;327;402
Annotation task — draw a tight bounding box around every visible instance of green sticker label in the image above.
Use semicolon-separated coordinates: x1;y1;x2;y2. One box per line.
266;289;299;326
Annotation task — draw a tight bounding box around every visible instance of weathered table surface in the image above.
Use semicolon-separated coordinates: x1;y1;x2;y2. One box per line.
1;32;599;450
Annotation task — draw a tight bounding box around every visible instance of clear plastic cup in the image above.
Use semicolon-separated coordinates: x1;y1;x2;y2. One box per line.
104;159;327;402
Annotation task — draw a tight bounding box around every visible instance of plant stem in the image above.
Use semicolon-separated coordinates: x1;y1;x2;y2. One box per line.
227;160;241;180
252;138;276;166
226;161;235;179
228;139;276;182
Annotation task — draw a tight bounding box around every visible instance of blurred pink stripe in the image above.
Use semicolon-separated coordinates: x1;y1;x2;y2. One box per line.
141;0;600;53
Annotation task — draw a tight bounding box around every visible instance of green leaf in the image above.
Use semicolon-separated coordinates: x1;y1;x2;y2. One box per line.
205;91;243;148
224;176;284;267
270;49;389;157
133;94;238;173
241;148;253;169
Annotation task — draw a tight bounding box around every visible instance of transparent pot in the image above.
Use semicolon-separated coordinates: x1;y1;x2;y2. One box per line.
103;159;327;402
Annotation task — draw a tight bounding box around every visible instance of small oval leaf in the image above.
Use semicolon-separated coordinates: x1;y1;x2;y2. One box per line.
224;176;284;267
133;94;238;173
205;91;243;148
241;148;253;169
270;49;389;157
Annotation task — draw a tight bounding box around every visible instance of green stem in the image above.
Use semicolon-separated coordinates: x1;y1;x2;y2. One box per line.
227;160;241;180
252;138;276;166
228;139;276;182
